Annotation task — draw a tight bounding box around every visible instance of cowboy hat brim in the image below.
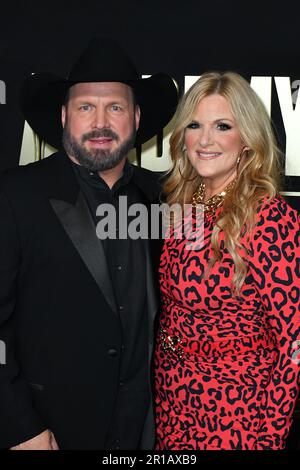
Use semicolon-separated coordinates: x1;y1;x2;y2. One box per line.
19;72;178;149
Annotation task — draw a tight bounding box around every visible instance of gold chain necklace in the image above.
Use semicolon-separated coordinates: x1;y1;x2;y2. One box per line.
192;178;237;216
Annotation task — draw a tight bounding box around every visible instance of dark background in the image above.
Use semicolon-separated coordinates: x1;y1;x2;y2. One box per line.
1;1;300;192
0;0;299;448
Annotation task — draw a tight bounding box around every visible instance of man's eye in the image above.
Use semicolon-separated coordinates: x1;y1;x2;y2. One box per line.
217;122;232;131
186;122;199;129
79;104;91;111
111;104;122;112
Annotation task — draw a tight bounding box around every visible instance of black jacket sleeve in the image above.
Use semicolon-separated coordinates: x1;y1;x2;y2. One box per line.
0;191;46;448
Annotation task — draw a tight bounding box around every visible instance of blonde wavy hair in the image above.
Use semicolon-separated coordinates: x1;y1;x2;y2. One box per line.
163;71;282;293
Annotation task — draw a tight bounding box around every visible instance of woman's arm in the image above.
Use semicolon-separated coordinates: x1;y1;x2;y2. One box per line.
247;196;300;449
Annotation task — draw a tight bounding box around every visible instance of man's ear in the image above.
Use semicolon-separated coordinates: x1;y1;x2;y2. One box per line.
61;106;66;128
135;105;141;131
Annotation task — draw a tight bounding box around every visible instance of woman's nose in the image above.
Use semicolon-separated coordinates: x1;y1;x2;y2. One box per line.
199;127;214;147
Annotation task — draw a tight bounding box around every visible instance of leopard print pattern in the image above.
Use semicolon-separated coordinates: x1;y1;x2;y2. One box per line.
154;195;300;450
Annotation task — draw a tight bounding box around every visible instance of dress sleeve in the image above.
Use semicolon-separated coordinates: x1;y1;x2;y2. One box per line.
247;196;300;449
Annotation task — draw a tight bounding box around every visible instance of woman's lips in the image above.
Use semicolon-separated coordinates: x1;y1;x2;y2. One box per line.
196;151;222;160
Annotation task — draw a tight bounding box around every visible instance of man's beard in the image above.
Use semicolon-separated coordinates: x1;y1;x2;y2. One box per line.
62;125;136;172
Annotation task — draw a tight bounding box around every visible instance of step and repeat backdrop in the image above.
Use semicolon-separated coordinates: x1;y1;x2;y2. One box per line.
0;1;300;211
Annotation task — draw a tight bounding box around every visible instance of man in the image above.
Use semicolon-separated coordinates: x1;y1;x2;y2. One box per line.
0;37;178;450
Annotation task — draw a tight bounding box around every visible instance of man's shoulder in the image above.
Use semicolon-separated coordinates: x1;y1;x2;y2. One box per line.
131;164;166;201
132;164;163;180
0;152;67;193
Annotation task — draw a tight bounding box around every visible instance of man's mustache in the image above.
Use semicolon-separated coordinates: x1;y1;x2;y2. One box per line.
82;129;119;142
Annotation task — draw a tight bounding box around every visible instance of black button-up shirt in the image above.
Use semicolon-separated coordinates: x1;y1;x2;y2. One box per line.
72;159;150;449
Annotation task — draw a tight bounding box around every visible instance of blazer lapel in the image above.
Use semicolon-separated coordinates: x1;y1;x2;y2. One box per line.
49;191;118;316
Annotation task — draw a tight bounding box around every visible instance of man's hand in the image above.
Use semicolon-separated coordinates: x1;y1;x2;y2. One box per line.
10;429;59;450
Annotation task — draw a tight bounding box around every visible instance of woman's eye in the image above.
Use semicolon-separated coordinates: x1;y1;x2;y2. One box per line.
217;122;232;131
186;122;199;129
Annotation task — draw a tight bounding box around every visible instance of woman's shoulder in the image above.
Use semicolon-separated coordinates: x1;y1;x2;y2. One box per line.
254;194;299;231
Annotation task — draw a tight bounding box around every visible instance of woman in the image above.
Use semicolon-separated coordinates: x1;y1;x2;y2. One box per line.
154;71;300;450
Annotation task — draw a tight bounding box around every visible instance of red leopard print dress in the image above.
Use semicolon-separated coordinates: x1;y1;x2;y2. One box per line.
154;195;300;450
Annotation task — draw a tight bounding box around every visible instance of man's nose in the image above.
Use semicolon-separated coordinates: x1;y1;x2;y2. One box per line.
92;107;110;129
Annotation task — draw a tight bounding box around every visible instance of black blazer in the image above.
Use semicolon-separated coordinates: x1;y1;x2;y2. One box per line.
0;152;160;449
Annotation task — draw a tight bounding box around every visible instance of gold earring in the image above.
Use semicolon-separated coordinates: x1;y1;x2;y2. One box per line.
178;155;197;182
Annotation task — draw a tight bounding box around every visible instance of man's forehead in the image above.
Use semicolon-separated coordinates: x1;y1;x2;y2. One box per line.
68;82;133;100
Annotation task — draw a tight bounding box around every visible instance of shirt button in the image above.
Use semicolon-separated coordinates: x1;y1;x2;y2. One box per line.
119;305;124;311
108;348;118;357
121;344;125;351
117;265;122;271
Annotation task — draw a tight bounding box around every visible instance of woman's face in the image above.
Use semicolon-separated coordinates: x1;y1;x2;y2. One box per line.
184;93;246;190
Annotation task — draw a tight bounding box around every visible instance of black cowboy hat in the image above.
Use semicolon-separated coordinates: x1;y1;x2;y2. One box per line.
19;37;179;149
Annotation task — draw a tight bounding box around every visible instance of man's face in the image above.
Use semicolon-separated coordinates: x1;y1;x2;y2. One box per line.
61;82;140;172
